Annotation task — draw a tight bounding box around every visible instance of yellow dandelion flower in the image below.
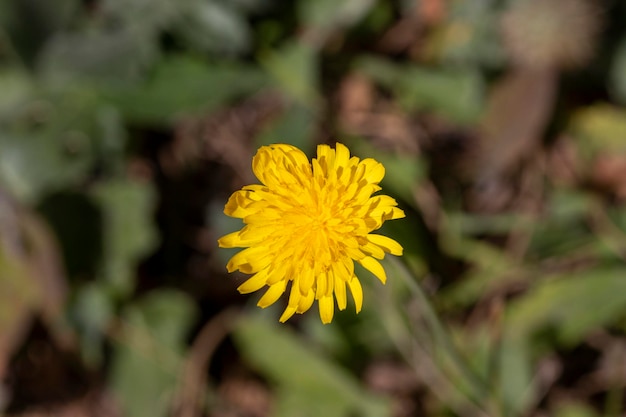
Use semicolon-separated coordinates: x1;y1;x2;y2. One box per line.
218;142;405;324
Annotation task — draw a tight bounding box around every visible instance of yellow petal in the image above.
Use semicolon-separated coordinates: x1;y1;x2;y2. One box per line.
224;190;256;218
284;147;311;173
359;256;387;284
297;290;315;313
334;277;347;310
361;159;385;184
316;144;335;173
315;271;328;299
362;241;386;259
334;142;350;167
299;267;315;295
287;278;302;306
226;246;270;274
252;147;271;185
367;234;403;256
217;231;242;248
319;294;335;324
266;262;288;285
384;207;406;220
340;255;355;277
347;276;363;313
237;268;270;294
257;280;287;308
279;306;297;322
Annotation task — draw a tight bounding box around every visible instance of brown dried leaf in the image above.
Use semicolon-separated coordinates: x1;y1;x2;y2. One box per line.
476;68;557;180
0;189;67;381
337;73;421;154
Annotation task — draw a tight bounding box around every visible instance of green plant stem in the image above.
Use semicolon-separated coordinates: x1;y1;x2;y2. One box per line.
387;256;499;415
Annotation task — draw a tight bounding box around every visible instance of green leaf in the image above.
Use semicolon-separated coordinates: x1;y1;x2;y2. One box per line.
71;282;115;365
0;70;35;121
100;0;191;30
109;290;197;417
233;316;390;417
0;133;96;202
39;27;159;86
261;42;319;105
498;337;535;417
255;104;316;151
298;0;376;32
527;189;595;259
106;55;269;124
399;67;484;123
357;56;484;124
347;138;426;204
423;0;504;67
506;267;626;345
91;178;158;297
0;0;79;65
173;1;251;55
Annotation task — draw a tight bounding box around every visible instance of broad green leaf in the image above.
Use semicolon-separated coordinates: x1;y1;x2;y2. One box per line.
261;42;318;105
91;179;157;297
71;282;115;365
39;27;159;86
298;0;376;32
498;336;534;417
422;0;504;67
0;70;34;121
527;190;595;260
233;316;390;417
255;104;316;152
347;138;426;204
357;56;484;124
0;134;96;202
0;0;79;65
109;290;197;417
173;1;251;55
506;267;626;345
101;0;191;30
397;67;484;123
107;55;269;124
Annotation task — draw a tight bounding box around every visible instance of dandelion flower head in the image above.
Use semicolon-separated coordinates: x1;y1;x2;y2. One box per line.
218;142;405;323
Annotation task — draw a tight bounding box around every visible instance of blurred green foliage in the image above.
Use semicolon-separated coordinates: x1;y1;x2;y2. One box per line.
2;0;626;416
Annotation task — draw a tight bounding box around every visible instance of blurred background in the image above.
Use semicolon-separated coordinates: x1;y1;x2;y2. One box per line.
2;0;626;416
